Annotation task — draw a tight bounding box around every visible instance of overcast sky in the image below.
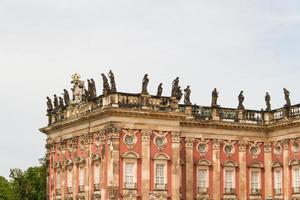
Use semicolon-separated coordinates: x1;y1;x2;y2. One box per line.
1;0;300;178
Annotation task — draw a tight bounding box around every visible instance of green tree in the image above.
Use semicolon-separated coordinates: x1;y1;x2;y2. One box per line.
9;156;47;200
0;176;14;200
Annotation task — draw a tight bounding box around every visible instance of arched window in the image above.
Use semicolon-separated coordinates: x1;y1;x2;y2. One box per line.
153;153;170;191
272;161;283;195
248;161;264;195
122;152;140;189
195;159;212;195
289;159;300;194
222;160;238;195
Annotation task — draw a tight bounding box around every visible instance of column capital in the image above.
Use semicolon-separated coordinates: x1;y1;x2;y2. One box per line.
238;141;247;152
171;132;181;143
212;139;221;150
264;142;272;152
281;139;290;150
185;137;194;148
141;130;152;142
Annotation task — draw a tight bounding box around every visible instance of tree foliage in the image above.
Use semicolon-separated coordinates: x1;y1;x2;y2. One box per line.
1;157;47;200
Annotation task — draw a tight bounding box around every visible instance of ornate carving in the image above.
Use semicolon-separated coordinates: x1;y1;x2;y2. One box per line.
185;137;194;148
142;130;151;142
238;91;244;109
46;96;53;114
109;70;117;92
281;139;290;150
101;73;110;95
284;88;291;107
212;139;220;150
264;142;272;152
156;83;163;97
238;141;247;152
171;132;181;143
123;129;137;149
184;86;191;105
70;73;86;104
249;143;261;159
274;142;282;155
223;140;236;157
150;191;168;200
211;88;219;107
265;92;271;111
196;139;209;156
141;74;149;95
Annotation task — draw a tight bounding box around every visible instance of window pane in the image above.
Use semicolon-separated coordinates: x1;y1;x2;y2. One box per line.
274;170;282;189
125;163;135;185
67;168;72;187
56;172;61;188
251;171;259;189
94;164;100;184
156;164;165;185
79;167;84;186
198;169;207;188
225;170;233;189
294;168;300;187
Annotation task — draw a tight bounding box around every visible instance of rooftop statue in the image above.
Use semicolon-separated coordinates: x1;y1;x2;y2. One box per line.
141;74;149;94
211;88;219;107
46;96;53;114
87;79;92;97
171;77;179;97
176;86;183;101
53;94;59;111
109;70;117;92
184;86;191;105
265;92;271;111
63;89;70;107
157;83;163;97
238;91;245;109
90;79;97;98
71;73;85;104
59;97;64;110
284;88;291;107
101;73;110;95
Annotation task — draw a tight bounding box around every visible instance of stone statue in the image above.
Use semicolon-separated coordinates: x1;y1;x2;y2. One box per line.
284;88;291;107
265;92;271;111
71;73;86;104
63;89;70;107
157;83;163;97
101;73;110;95
184;86;191;105
141;74;149;94
90;79;97;98
87;79;92;97
109;70;117;92
238;91;245;109
59;97;64;110
46;96;53;114
171;77;179;97
211;88;219;107
82;89;88;102
53;94;59;110
176;86;183;101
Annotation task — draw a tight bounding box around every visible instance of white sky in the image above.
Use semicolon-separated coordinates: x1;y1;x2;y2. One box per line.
1;0;300;178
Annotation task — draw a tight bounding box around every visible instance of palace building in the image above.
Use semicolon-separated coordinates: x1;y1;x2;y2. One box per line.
40;72;300;200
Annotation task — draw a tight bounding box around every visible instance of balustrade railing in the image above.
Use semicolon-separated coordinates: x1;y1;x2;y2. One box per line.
224;188;235;194
155;183;167;191
245;110;263;124
250;188;261;195
124;182;137;190
94;183;100;191
274;188;282;195
197;187;208;194
219;108;237;122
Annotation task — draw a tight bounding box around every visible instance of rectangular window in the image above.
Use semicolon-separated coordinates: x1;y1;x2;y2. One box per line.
225;170;234;189
156;164;165;186
56;171;61;188
274;169;282;189
67;168;72;187
94;164;100;184
79;167;84;186
294;168;300;188
198;169;208;188
125;162;135;187
251;171;259;189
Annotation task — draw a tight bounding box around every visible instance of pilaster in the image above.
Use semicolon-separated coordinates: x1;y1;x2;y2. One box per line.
239;141;247;200
264;142;272;198
185;137;194;200
171;132;181;200
212;139;221;200
282;140;290;200
141;130;151;200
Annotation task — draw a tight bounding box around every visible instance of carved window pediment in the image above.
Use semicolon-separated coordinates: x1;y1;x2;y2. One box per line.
248;161;264;168
64;159;73;167
122;151;140;159
152;153;170;161
289;159;300;166
222;160;239;168
195;159;212;166
271;161;283;168
91;153;101;162
74;156;85;164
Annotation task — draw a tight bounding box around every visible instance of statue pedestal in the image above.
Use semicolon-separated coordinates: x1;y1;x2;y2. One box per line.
264;112;273;124
140;94;150;109
170;97;179;111
238;109;245;122
211;107;220;120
